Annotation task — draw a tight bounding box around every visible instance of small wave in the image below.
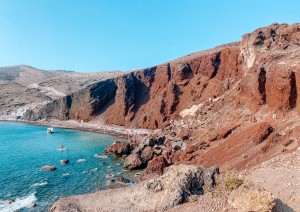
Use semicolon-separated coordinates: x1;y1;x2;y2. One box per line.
57;148;66;151
90;168;98;172
0;193;37;212
31;182;48;187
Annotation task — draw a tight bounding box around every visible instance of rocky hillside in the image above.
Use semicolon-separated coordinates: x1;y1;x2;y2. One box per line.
0;65;121;119
3;23;300;173
23;23;300;128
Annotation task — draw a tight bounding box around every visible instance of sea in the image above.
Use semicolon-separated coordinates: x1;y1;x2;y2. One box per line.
0;122;127;211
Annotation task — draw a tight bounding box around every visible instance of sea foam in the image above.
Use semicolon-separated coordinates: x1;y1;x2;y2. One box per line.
31;182;48;187
0;192;37;212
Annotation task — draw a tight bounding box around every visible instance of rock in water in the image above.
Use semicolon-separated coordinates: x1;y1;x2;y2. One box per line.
60;159;69;165
116;174;130;184
42;165;57;171
94;154;108;159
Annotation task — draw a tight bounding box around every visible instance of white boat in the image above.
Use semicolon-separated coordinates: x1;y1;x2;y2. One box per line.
47;127;54;133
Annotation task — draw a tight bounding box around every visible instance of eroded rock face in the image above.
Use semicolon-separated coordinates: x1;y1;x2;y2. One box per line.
50;164;219;212
23;23;300;172
24;42;241;129
24;78;117;121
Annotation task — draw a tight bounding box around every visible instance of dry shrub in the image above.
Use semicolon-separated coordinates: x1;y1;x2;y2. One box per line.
211;171;244;197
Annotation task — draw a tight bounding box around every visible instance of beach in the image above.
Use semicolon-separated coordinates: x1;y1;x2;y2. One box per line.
0;119;151;139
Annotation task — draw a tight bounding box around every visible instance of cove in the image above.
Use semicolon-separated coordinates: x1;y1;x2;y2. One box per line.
0;122;126;211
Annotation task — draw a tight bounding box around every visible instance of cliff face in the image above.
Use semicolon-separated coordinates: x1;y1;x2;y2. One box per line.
22;23;300;172
239;23;300;112
24;79;117;121
24;43;241;129
24;23;300;133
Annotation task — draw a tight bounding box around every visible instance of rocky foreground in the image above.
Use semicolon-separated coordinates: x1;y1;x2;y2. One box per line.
51;149;300;211
51;157;299;212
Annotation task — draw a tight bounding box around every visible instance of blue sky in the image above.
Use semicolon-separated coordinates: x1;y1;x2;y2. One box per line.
0;0;299;72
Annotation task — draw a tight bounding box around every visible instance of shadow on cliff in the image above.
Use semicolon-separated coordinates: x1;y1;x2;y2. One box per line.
132;67;156;114
91;95;116;117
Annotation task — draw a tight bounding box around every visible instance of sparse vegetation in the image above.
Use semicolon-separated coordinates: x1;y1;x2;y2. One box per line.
210;172;245;197
223;175;244;191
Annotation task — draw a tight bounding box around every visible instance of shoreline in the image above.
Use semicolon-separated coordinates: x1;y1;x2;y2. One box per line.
0;119;151;139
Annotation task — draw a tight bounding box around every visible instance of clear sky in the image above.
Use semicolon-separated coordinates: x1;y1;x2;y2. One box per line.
0;0;299;72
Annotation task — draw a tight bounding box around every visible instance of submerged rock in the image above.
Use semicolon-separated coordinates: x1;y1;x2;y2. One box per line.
42;165;57;171
77;159;86;163
105;174;115;179
94;153;108;159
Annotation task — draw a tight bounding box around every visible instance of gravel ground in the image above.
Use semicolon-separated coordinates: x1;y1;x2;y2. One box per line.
246;148;300;212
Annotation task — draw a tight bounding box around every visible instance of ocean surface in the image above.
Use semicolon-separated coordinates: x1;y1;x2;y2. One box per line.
0;122;127;211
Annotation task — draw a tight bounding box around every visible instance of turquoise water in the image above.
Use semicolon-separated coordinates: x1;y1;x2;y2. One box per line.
0;122;125;211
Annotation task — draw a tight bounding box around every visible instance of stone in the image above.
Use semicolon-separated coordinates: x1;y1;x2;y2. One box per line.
29;202;37;208
94;154;108;159
145;179;163;192
116;174;130;184
152;145;163;155
60;159;69;165
123;153;145;170
42;165;57;171
144;155;169;176
177;128;190;140
228;186;276;212
111;141;131;156
141;146;153;162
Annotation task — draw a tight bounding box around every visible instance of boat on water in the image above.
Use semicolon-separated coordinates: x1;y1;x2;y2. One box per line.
47;127;54;134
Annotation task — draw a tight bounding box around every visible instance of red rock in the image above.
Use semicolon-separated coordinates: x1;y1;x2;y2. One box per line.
111;141;131;156
24;23;300;172
177;128;190;140
144;156;170;176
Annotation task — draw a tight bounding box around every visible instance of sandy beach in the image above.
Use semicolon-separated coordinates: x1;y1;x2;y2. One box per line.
0;119;151;139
